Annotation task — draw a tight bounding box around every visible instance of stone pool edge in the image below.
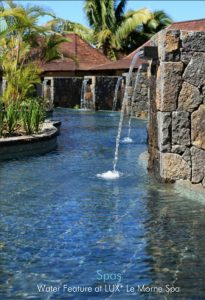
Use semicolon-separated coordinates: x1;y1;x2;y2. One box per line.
0;120;61;161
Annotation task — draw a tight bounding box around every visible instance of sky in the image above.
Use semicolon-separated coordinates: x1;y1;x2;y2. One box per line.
17;1;205;26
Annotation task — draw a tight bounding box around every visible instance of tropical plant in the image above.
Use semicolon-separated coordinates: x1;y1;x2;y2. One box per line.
142;10;173;35
0;37;41;105
44;18;94;44
0;1;74;106
20;99;45;134
84;0;152;59
0;99;5;136
31;99;45;132
120;9;172;54
5;101;19;135
35;34;74;63
0;1;54;44
20;100;34;134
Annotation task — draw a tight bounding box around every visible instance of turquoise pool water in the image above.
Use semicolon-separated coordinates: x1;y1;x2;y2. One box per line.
0;109;205;300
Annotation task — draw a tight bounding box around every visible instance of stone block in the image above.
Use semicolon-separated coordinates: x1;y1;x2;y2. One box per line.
191;104;205;150
182;147;191;167
160;153;191;181
182;31;205;52
157;112;171;152
181;49;194;65
172;145;186;154
156;66;162;110
157;62;183;111
172;111;190;151
183;53;205;87
178;82;202;112
157;30;181;62
191;146;205;183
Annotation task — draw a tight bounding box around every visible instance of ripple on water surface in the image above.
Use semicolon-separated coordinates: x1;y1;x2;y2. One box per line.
0;109;205;300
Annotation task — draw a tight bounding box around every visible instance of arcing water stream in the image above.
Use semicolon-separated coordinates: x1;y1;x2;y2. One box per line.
122;65;142;144
112;77;123;111
80;79;89;109
97;50;143;180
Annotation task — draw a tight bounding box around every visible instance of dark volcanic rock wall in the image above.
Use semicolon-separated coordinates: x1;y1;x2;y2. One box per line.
95;76;122;110
53;77;83;108
148;30;205;187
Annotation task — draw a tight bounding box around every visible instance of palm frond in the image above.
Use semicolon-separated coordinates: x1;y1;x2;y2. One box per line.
114;0;127;23
116;8;152;40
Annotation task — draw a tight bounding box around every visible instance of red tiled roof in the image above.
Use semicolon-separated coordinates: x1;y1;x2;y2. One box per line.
91;18;205;71
168;18;205;31
42;33;110;72
91;40;151;71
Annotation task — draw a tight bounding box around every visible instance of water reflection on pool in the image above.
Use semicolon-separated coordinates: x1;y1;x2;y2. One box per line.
0;109;205;300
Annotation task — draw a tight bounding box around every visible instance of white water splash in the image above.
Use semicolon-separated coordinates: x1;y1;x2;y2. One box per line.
122;137;133;144
97;170;121;180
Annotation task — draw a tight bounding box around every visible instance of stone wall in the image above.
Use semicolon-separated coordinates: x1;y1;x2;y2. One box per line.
95;76;123;110
148;30;205;187
53;77;83;108
124;66;149;118
132;66;149;118
43;76;124;110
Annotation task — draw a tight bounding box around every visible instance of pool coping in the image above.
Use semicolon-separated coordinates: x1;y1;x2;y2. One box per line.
0;120;61;160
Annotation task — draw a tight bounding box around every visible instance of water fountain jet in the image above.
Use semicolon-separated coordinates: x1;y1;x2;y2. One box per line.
80;79;89;110
97;50;143;180
122;65;142;144
112;77;123;111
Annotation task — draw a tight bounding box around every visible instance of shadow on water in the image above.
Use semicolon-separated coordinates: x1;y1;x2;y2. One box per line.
0;109;205;299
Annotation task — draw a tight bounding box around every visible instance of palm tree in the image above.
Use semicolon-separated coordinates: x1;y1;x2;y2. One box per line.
44;18;94;45
118;10;172;54
0;1;54;41
0;37;41;104
142;10;172;35
84;0;152;59
0;1;75;105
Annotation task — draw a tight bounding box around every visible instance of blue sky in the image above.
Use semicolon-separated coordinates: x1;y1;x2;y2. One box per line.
19;1;205;26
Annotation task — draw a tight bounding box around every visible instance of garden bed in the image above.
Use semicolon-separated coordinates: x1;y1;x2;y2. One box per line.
0;120;61;161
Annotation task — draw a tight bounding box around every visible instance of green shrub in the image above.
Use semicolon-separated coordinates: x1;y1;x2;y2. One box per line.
0;100;5;137
21;99;45;134
5;102;19;136
31;100;45;133
20;100;33;135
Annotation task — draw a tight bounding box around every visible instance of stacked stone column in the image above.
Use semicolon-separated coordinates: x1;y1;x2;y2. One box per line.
148;30;205;186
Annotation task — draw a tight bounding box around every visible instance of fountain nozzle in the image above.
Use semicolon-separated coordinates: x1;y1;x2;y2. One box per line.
138;46;158;60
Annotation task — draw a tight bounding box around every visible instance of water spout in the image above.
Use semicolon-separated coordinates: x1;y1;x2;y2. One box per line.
122;65;142;143
112;52;143;173
80;79;89;109
97;50;143;180
112;77;123;111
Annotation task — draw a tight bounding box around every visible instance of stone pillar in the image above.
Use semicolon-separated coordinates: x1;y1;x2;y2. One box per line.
43;77;54;111
148;30;205;187
84;76;96;110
